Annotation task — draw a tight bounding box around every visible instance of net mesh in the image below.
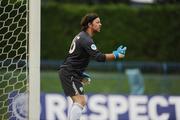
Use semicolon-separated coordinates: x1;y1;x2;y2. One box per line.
0;0;28;119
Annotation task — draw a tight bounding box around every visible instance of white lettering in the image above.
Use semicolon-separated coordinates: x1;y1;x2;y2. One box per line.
108;95;128;120
169;96;180;120
88;94;108;120
42;94;180;120
46;94;67;120
129;95;148;120
149;96;169;120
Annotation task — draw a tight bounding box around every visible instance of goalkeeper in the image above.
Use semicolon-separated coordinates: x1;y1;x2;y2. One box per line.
58;13;127;120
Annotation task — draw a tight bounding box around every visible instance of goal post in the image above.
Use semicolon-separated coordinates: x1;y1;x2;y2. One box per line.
0;0;40;119
29;0;40;119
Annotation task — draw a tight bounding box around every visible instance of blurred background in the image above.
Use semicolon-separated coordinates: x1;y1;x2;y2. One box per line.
41;0;180;95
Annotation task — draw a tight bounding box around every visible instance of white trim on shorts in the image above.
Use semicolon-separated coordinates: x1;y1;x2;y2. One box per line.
71;76;79;95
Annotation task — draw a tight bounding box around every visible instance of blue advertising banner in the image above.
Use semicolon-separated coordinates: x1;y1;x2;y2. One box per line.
40;94;180;120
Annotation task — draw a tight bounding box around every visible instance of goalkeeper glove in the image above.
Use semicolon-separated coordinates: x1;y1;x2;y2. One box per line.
113;45;127;59
81;72;91;85
117;45;127;55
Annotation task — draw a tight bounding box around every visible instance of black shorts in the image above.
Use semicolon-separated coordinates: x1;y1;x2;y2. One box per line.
58;68;84;96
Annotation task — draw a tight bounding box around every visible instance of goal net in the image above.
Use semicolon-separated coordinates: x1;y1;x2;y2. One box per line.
0;0;40;119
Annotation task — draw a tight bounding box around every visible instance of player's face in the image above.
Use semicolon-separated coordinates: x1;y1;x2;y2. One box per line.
91;17;102;33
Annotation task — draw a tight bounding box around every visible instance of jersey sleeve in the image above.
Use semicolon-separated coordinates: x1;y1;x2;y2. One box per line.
81;38;106;62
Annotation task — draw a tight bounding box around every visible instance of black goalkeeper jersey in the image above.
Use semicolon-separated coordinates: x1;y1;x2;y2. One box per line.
60;31;105;75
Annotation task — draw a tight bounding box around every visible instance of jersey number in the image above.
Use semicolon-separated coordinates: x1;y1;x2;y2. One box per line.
69;37;76;54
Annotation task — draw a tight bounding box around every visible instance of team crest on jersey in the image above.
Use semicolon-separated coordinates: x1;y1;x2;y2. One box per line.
91;44;97;50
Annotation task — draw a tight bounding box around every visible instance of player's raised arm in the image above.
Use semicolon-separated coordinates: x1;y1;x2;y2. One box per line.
105;45;127;61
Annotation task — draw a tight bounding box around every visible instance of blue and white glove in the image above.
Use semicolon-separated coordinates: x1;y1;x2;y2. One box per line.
81;72;91;85
113;45;127;59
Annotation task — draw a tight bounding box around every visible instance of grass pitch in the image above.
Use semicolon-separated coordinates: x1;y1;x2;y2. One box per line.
41;70;180;95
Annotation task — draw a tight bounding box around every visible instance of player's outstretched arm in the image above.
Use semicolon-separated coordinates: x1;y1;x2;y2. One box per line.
105;45;127;61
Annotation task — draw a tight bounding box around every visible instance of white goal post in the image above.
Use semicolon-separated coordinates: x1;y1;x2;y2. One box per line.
0;0;40;119
29;0;40;119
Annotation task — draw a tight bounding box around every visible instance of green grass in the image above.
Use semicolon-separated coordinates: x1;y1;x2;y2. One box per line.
41;70;180;95
40;71;61;93
41;71;130;94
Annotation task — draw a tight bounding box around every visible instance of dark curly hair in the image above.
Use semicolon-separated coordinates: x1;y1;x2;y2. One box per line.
80;13;99;31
